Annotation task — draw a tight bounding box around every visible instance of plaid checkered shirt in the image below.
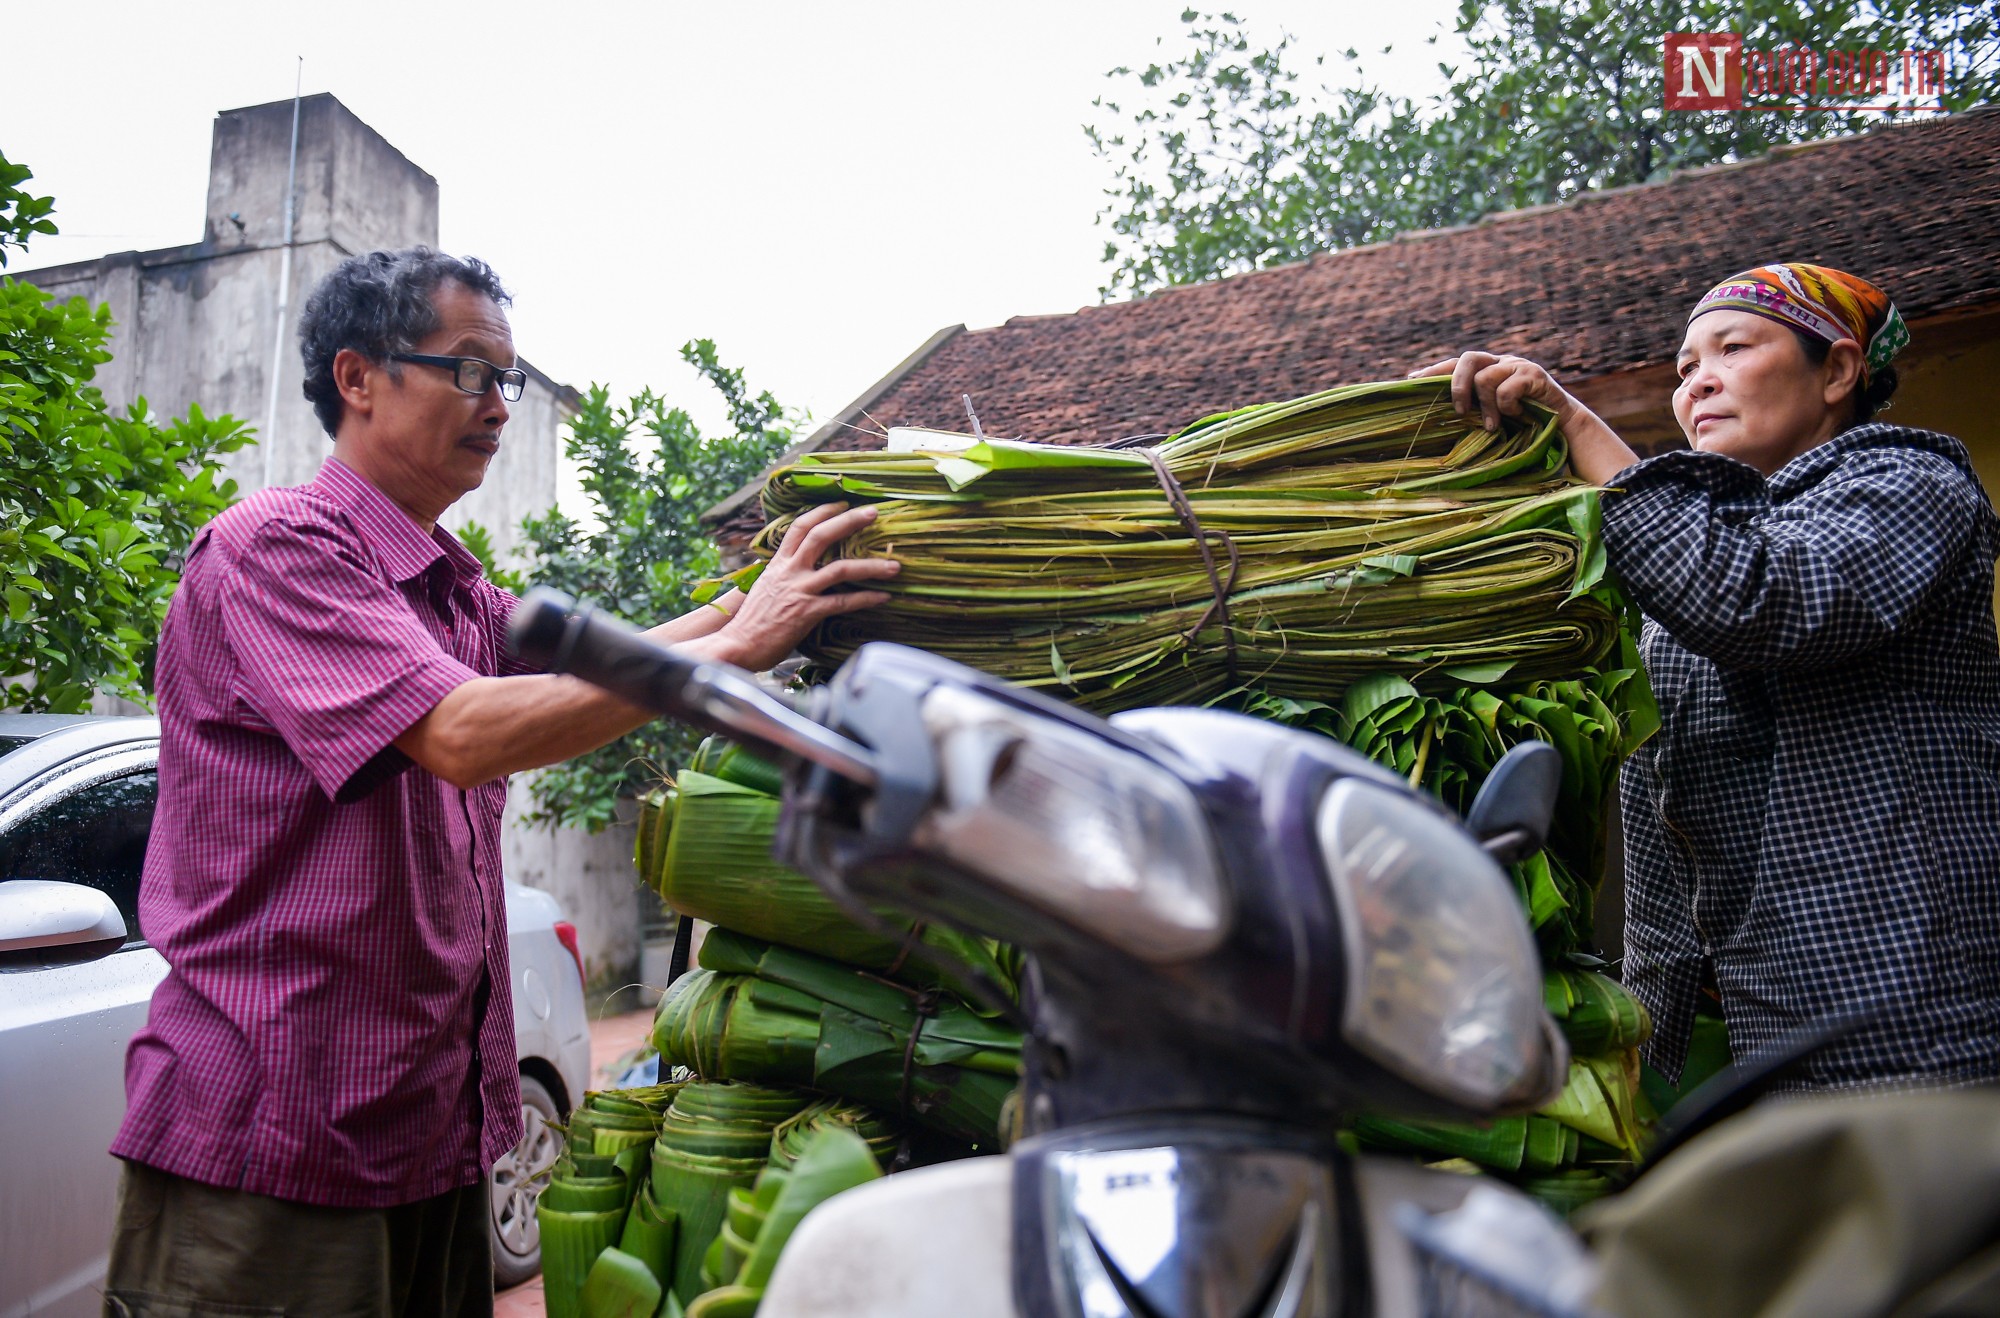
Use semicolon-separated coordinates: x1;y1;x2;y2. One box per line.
1600;423;2000;1091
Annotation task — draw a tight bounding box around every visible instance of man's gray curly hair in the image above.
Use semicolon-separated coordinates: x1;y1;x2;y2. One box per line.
297;246;511;436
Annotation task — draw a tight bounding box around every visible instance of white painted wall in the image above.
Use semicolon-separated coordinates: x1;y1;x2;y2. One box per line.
501;779;646;992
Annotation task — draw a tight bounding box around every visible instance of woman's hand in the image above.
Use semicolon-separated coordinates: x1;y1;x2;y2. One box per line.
1409;352;1639;486
708;502;900;672
1409;351;1580;432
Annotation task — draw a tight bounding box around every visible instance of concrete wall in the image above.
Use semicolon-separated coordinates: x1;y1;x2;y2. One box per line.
13;95;646;986
503;784;647;994
18;96;562;562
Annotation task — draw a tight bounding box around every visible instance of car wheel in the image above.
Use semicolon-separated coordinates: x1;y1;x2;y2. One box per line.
492;1072;564;1288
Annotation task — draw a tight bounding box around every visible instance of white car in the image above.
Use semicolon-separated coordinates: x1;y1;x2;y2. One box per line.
0;715;593;1315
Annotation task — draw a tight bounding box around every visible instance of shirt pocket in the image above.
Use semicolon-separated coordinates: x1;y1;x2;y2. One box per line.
1679;668;1776;763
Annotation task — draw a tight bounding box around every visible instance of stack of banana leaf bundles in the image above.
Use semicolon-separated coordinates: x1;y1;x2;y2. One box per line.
716;377;1665;1211
541;735;1026;1316
537;1082;896;1318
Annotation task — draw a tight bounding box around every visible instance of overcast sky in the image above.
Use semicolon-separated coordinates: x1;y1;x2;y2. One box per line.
6;1;1461;445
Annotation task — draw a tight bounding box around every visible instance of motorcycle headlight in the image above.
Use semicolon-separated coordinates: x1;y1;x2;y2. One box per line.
1317;778;1560;1112
912;685;1228;963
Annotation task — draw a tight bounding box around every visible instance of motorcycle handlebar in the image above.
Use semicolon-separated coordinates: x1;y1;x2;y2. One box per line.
506;588;879;787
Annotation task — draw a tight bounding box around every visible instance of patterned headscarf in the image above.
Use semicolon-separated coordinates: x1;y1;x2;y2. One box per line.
1688;263;1909;382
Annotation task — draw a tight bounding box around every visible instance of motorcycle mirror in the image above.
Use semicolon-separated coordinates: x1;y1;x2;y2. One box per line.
1464;741;1562;864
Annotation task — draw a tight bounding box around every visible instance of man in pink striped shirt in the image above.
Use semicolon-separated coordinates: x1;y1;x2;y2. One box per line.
104;248;896;1317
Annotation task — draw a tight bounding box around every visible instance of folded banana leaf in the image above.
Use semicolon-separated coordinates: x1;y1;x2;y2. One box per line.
1235;662;1657;959
1353;1113;1575;1175
635;766;1017;1007
616;1181;679;1293
684;1287;760;1318
580;1247;663;1318
599;1082;685;1118
567;1084;676;1158
1538;1061;1628;1151
689;735;786;796
653;928;1022;1147
685;1126;885;1317
539;1205;630;1318
1582;1048;1653;1157
1545;968;1653;1055
541;1177;632;1214
1516;1170;1617;1218
566;1151;619;1179
1535;979;1655;1166
701;1195;762;1293
648;1081;809;1305
635;783;677;907
584;1120;658;1159
726;1185;768;1243
769;1098;902;1171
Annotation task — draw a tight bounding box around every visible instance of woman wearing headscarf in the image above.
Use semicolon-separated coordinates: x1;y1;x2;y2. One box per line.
1420;264;2000;1091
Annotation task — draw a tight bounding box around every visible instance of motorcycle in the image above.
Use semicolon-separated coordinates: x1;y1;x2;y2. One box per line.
510;589;1604;1318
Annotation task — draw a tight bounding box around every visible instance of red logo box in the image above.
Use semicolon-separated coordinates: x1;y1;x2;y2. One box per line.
1665;33;1744;110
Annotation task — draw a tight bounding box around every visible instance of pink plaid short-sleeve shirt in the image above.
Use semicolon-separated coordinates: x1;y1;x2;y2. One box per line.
113;458;528;1208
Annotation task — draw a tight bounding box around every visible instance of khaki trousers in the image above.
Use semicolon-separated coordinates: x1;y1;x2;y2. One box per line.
103;1159;493;1318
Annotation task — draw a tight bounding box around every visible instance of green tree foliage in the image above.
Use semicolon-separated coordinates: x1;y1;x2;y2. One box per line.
0;151;251;712
0;152;56;267
473;340;797;831
1088;2;1999;297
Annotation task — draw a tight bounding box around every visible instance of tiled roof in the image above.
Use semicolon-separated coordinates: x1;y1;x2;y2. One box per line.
712;108;2000;534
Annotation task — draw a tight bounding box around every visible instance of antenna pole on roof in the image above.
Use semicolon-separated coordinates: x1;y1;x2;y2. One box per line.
962;394;985;441
261;57;304;490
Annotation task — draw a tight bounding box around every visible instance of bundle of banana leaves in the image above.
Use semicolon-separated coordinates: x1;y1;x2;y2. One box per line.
768;1098;902;1171
538;1085;680;1318
642;1081;808;1305
713;377;1671;1213
684;1126;884;1317
1236;663;1658;960
729;379;1623;711
1353;968;1654;1198
540;1080;907;1318
1242;672;1660;1208
635;738;1019;1005
654;927;1022;1149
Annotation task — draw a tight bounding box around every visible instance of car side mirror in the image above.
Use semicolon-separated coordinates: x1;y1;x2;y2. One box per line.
1465;742;1563;865
0;879;128;968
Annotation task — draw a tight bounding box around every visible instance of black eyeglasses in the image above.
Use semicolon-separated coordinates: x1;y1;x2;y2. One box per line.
389;353;527;402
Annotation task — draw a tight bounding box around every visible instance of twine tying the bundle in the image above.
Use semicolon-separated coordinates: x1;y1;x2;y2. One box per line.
1138;446;1242;681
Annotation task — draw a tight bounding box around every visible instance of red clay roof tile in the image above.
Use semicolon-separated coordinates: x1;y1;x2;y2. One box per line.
714;110;1998;542
832;110;1998;451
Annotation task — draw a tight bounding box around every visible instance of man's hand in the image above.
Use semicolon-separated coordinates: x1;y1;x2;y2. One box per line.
1410;352;1639;486
394;500;900;789
709;501;900;672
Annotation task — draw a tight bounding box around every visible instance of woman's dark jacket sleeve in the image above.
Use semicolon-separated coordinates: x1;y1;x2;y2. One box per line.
1597;445;1984;670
